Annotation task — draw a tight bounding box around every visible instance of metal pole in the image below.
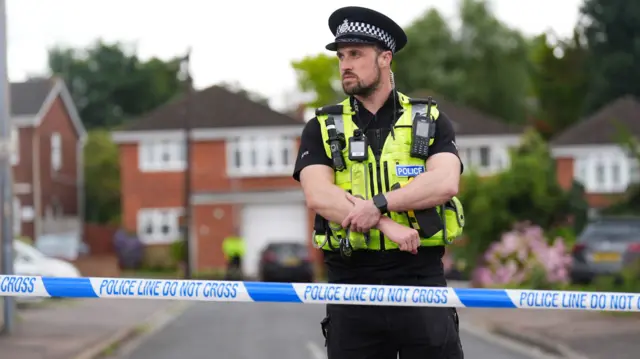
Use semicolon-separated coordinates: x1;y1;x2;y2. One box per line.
0;0;15;335
181;50;193;280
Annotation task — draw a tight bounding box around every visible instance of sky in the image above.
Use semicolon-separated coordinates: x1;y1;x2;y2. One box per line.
7;0;583;111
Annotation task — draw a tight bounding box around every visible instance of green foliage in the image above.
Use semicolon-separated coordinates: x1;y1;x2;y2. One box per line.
290;54;342;108
395;0;531;124
580;0;640;114
170;240;187;264
84;129;120;224
528;30;589;139
458;129;587;270
47;39;184;129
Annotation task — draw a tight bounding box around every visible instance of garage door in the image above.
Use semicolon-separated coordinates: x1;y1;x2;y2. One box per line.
240;203;309;278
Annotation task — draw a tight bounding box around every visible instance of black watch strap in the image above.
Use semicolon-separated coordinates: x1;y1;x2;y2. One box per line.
372;194;388;213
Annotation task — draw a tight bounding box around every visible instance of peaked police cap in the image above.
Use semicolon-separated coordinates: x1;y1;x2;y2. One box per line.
325;6;408;54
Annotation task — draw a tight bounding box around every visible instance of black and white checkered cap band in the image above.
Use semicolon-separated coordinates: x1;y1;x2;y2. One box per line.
335;20;397;53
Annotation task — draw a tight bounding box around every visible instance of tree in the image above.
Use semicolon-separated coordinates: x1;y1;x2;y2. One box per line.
393;9;464;98
395;0;531;123
47;40;184;129
84;129;120;224
453;0;532;124
528;30;589;138
290;53;342;108
580;0;640;114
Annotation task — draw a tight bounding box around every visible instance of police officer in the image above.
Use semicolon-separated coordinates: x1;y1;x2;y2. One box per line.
292;6;465;359
222;234;245;280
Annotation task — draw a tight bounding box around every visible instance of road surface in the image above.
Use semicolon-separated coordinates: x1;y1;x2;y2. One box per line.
118;302;541;359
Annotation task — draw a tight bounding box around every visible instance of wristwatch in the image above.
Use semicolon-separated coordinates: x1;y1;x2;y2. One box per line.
372;193;388;214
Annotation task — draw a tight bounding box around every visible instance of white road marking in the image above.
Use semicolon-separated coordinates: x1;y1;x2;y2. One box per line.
306;341;327;359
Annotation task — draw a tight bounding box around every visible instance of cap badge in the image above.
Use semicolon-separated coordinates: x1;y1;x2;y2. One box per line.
337;19;350;35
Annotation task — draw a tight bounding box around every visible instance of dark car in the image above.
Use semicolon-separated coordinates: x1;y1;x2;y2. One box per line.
258;241;314;283
570;216;640;284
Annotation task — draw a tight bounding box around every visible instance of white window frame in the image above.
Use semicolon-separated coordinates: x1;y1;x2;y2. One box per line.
573;153;631;193
458;144;510;176
51;132;62;171
138;139;186;172
226;135;296;177
136;207;184;245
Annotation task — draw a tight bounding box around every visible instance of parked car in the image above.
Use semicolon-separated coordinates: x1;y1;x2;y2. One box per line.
258;241;314;283
14;239;82;278
570;216;640;284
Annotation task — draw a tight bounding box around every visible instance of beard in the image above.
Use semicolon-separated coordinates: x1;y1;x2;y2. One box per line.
342;65;381;98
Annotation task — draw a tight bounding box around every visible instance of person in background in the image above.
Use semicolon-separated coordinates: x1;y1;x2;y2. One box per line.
222;234;245;280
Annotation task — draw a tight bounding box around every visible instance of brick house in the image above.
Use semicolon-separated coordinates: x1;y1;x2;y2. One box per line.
429;97;525;176
551;96;640;211
111;85;305;277
10;77;87;243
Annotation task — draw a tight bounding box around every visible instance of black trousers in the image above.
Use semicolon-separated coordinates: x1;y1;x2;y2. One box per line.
320;287;464;359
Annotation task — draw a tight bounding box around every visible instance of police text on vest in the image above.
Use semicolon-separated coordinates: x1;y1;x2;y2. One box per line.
395;165;425;177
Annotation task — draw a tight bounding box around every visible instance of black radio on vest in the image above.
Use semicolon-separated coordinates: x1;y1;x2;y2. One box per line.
348;129;369;162
325;117;346;171
410;97;435;159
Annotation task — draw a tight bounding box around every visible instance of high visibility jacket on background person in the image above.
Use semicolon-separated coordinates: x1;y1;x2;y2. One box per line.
222;236;245;260
313;91;465;252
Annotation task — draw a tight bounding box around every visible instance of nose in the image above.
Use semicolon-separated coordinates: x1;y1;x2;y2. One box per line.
339;59;352;74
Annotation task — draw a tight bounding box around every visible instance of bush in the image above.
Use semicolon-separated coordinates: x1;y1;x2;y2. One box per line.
457;128;587;275
472;223;572;290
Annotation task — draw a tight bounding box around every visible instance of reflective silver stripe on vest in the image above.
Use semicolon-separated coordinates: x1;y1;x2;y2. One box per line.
333;116;344;135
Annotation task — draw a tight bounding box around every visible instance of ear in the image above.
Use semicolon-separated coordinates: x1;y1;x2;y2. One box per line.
380;51;392;68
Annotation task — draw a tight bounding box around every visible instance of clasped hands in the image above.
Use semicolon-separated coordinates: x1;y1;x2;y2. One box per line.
341;193;420;254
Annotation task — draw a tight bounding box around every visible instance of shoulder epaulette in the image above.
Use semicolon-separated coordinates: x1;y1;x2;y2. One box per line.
315;105;344;116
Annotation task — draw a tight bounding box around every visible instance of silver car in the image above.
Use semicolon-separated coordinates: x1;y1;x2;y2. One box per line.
570;216;640;284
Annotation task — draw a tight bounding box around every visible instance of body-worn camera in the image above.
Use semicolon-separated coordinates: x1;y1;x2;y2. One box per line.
325;117;346;171
348;129;369;162
410;98;436;159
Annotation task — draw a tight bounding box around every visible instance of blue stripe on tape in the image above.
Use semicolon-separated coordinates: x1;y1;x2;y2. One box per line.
244;282;302;303
454;288;516;308
42;277;98;298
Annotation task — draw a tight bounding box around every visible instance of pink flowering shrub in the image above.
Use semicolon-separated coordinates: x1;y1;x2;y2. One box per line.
472;224;573;290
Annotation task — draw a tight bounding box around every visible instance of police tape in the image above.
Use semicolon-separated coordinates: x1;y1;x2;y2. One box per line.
1;275;639;312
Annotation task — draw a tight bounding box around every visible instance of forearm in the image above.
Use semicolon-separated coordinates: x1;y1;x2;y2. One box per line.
305;183;356;225
385;170;458;212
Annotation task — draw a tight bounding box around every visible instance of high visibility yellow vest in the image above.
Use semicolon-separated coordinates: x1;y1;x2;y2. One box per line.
313;92;465;253
222;236;245;259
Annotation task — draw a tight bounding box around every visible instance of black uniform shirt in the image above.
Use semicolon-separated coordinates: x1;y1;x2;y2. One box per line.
293;90;463;285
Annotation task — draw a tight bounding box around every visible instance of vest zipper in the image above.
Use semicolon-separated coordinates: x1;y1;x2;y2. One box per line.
375;130;385;251
383;161;390;192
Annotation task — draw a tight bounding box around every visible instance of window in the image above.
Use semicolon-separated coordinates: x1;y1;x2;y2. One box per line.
51;132;62;171
479;147;491;168
575;154;633;193
137;208;184;244
138;139;185;172
595;161;605;185
629;154;640;184
226;135;296;176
